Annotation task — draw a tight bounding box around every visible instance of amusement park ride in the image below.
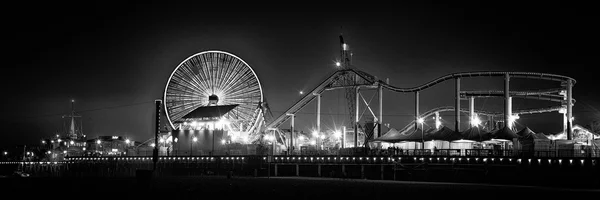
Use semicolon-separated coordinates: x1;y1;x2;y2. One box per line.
161;36;577;155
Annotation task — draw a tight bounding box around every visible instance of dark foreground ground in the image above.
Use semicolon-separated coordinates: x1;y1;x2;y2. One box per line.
0;175;597;199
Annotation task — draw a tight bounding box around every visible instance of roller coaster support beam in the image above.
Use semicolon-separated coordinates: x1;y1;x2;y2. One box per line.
342;126;346;148
315;93;321;150
287;113;295;154
435;112;441;130
469;97;475;127
504;74;511;129
455;78;460;133
415;91;419;131
567;79;573;140
355;86;359;148
378;83;383;138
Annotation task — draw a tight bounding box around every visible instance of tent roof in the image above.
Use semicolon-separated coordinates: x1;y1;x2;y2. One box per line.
461;127;491;142
372;128;402;142
490;126;519;140
426;126;462;141
517;126;535;137
372;127;426;143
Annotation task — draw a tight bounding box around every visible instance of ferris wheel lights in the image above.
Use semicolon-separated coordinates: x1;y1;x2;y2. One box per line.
335;62;341;67
417;118;424;124
164;51;263;136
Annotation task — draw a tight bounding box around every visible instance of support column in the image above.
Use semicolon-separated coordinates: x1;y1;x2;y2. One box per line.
567;79;573;140
361;165;365;179
318;164;321;177
380;165;384;180
355;87;359;148
415;91;419;130
455;78;461;133
296;164;299;176
489;115;494;130
504;74;510;129
469;97;475;127
274;164;278;176
435;112;441;130
288;114;295;154
507;97;512;129
378;83;383;138
316;93;321;150
342;126;346;148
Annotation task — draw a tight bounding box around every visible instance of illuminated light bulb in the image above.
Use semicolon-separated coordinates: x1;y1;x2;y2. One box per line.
470;116;481;127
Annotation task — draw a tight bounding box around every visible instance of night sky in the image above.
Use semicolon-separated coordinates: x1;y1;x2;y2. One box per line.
2;2;598;148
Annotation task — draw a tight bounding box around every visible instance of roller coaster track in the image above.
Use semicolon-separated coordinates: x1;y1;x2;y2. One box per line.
266;68;576;130
395;106;565;135
460;90;575;104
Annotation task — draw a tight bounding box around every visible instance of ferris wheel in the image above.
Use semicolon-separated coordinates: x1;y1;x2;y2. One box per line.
163;51;264;137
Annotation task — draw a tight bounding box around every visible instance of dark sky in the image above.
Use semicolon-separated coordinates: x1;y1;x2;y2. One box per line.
2;2;599;148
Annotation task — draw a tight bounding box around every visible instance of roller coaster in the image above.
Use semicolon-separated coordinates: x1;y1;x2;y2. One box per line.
264;36;576;149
